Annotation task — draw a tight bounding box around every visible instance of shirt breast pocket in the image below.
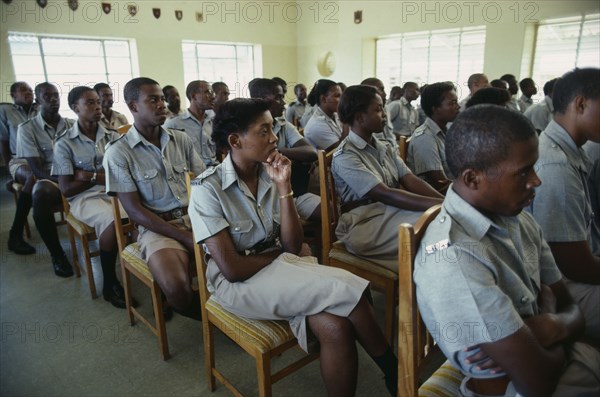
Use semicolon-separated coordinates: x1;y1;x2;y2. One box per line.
133;168;161;201
75;157;95;172
41;145;54;162
172;162;190;181
228;219;254;250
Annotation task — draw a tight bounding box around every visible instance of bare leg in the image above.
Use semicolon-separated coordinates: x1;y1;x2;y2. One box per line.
307;312;357;397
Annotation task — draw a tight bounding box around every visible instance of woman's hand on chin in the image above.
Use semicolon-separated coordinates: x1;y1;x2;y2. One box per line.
264;151;292;186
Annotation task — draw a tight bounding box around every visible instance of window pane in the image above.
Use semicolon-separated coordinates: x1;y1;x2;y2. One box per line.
42;38;103;57
11;55;45;75
45;56;107;75
104;41;130;57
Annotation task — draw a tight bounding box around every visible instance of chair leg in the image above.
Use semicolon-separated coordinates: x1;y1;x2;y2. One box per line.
121;265;135;325
203;320;216;391
150;282;169;360
256;353;272;397
385;284;396;346
81;234;97;299
67;224;82;278
24;219;31;239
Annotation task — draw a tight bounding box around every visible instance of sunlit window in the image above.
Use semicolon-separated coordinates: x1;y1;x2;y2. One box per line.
7;33;137;118
182;41;259;100
376;27;486;100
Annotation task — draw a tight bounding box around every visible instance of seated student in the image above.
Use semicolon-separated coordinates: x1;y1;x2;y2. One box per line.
332;85;443;271
361;77;399;153
407;82;460;193
524;78;557;133
162;85;183;119
527;68;600;339
303;79;344;151
93;83;129;130
52;86;129;308
387;85;403;104
249;78;320;221
415;104;600;397
103;77;205;320
164;80;218;167
1;81;38;255
465;87;511;108
211;82;229;115
458;73;489;111
189;98;398;396
518;77;537;112
490;79;509;91
16;82;75;277
386;81;420;137
500;73;522;112
285;83;307;128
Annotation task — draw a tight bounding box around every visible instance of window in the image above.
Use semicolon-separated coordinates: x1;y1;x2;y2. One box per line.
376;27;486;100
531;14;600;99
8;33;137;118
182;41;260;100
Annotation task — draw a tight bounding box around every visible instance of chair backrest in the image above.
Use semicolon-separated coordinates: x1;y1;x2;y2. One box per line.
399;136;408;163
116;124;131;134
111;196;137;253
317;149;341;266
185;172;212;313
397;204;442;397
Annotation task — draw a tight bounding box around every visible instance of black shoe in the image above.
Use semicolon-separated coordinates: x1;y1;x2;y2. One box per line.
52;255;74;278
104;285;127;309
8;235;36;255
106;284;139;308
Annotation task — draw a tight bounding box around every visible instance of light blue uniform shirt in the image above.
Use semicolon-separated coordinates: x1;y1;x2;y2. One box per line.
163;109;218;166
103;125;205;213
407;117;452;179
0;102;38;155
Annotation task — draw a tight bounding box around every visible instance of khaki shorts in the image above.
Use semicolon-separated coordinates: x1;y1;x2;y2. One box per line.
137;214;192;260
8;158;28;180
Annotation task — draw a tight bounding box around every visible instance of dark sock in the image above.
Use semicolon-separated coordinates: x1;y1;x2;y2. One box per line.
372;347;398;396
33;208;64;258
172;294;202;321
100;250;119;293
10;192;32;237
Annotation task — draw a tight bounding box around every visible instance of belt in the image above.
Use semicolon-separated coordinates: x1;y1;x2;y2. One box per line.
157;206;188;222
340;198;375;214
466;376;510;396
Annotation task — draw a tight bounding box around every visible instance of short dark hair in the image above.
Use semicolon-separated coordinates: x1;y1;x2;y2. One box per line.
552;68;600;114
466;87;511;108
68;86;95;109
543;78;558;97
307;79;338;106
10;81;28;96
467;74;485;90
162;85;175;97
212;98;271;153
124;77;159;103
338;85;378;125
420;82;455;117
519;78;535;91
446;105;537;176
272;77;287;89
93;82;110;93
249;78;279;99
402;82;418;90
185;80;208;101
490;79;508;89
34;82;56;99
212;82;228;93
500;74;516;82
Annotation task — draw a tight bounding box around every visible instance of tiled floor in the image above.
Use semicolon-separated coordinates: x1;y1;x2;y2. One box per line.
0;173;392;397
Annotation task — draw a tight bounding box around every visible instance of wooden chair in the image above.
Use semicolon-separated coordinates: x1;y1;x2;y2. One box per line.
397;205;463;396
399;136;408;163
186;173;319;397
116;124;131;134
62;194;100;298
111;196;170;360
318;149;398;344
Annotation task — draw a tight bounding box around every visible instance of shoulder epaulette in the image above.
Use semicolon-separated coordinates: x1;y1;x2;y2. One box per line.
105;133;126;149
333;140;347;157
193;166;218;184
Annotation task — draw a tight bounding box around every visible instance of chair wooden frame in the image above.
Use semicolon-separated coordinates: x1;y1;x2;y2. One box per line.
398;136;408;163
318;149;398;344
111;196;170;360
62;195;100;298
397;204;446;396
186;173;319;397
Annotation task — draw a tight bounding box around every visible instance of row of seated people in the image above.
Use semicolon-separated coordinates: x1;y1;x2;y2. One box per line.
1;67;599;395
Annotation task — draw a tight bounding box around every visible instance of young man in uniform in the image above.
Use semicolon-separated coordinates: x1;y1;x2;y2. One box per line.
415;105;600;396
103;77;205;319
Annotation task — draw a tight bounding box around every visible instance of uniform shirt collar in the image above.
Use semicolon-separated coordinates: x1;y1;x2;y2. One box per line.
67;122;109;141
543;120;588;171
126;124;173;149
400;97;413;107
444;186;506;241
221;153;272;192
423;117;443;136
